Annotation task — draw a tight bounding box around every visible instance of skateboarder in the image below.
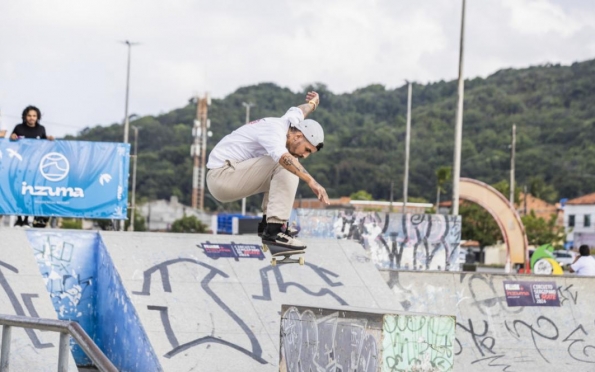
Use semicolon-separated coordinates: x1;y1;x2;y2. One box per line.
206;91;329;250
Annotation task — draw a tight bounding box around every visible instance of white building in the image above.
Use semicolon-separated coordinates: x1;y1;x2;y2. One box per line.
564;193;595;248
138;196;212;231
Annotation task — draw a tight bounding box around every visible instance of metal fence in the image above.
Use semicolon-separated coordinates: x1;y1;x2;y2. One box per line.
0;314;117;372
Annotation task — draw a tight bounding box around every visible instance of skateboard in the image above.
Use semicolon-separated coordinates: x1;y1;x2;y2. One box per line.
262;243;306;266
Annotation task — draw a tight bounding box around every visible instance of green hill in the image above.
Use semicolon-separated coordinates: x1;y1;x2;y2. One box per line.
66;58;595;211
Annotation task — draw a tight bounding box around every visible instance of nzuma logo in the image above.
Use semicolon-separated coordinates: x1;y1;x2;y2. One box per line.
21;152;84;198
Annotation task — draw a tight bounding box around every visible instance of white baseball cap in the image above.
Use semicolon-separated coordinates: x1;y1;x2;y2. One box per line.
292;119;324;151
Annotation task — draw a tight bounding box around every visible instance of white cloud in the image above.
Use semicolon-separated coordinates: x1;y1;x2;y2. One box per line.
0;0;593;137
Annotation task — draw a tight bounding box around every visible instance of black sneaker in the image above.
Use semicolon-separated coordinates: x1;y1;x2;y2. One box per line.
258;221;299;238
262;223;306;250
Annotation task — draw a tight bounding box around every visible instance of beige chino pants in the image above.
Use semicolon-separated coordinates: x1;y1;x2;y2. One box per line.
206;156;299;224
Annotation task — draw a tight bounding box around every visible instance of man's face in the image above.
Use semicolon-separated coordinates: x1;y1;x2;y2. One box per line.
286;131;317;159
25;110;38;127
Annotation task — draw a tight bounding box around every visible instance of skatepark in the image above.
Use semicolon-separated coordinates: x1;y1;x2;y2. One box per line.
2;221;595;371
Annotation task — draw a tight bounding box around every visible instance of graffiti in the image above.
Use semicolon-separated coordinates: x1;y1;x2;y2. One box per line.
252;262;347;304
558;284;579;306
27;232;95;319
295;209;462;271
280;306;380;372
132;258;267;364
385;270;595;371
383;314;455;372
0;260;52;349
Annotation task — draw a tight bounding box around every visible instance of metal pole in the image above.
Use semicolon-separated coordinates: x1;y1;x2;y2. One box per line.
241;102;254;215
451;0;466;216
57;332;70;372
129;126;139;231
403;81;412;214
510;124;516;205
123;41;132;144
0;325;11;372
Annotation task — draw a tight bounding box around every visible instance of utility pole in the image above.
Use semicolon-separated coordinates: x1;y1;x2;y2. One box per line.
451;0;466;216
241;102;255;215
510;124;516;205
403;81;412;214
191;93;211;211
122;40;139;144
129;126;139;231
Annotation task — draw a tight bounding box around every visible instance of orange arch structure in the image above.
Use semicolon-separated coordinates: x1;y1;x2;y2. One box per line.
459;178;528;265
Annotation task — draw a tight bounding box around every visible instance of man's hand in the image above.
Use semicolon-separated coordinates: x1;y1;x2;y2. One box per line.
10;133;18;140
305;91;320;108
298;91;320;118
308;179;329;205
47;135;55;141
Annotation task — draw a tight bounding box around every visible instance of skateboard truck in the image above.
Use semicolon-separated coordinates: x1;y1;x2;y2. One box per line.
262;243;305;266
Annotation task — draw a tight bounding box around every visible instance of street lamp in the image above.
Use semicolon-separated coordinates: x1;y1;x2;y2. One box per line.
129;125;140;231
241;102;255;215
403;81;412;214
122;40;139;145
451;0;466;216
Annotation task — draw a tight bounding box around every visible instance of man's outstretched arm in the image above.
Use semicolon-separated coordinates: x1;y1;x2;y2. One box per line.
279;153;329;204
297;91;320;118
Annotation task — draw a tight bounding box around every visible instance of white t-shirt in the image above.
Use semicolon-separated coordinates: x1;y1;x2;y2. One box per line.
571;256;595;276
206;107;304;169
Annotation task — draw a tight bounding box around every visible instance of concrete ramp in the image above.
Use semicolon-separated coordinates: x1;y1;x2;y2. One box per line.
381;270;595;371
0;229;77;372
99;232;403;371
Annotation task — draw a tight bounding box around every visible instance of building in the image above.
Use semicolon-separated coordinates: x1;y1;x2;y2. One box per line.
138;196;212;232
564;192;595;248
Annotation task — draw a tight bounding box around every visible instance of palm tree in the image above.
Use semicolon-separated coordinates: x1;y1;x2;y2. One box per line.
435;166;452;211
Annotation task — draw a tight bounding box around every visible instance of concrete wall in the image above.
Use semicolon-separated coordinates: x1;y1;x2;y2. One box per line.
293;210;462;271
381;270;595;371
23;230;161;371
0;230;77;371
280;305;456;372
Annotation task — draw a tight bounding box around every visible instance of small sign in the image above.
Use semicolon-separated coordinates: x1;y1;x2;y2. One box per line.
200;243;265;259
503;280;560;307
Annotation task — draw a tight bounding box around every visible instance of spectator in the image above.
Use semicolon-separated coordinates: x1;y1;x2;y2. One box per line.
10;105;54;227
569;245;595;276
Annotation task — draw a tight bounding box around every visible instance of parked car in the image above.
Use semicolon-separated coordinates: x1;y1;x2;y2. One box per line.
551;250;576;268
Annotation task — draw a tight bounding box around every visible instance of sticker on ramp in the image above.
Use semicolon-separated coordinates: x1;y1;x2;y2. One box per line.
199;242;265;259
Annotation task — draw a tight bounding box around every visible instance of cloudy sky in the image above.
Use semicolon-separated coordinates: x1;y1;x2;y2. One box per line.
1;0;594;137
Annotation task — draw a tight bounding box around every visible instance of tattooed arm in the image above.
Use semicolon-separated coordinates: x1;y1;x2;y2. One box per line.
280;153;329;204
297;91;320;118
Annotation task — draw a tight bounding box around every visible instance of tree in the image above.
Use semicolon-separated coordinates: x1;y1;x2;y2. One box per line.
170;215;207;233
125;208;147;232
350;190;373;201
459;202;502;262
521;211;565;248
435;166;452;208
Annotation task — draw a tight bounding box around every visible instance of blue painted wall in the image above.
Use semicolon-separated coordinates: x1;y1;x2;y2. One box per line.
95;237;162;371
26;230;161;371
26;230;98;365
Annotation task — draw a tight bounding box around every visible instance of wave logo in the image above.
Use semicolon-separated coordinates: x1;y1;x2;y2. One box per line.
39;152;70;182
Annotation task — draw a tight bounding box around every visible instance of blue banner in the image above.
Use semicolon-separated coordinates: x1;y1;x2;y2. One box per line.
0;139;130;219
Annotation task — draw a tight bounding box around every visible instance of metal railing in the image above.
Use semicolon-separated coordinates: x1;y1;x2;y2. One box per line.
0;314;118;372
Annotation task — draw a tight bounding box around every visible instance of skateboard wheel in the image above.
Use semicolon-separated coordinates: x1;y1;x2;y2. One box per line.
262;244;269;252
299;257;305;265
271;258;277;266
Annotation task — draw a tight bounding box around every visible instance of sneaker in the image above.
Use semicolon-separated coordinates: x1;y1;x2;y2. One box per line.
262;223;306;250
258;221;299;238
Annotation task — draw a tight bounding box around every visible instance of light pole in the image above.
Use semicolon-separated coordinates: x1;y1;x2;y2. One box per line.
403;81;412;214
241;102;255;215
451;0;466;216
129;126;139;231
122;40;139;145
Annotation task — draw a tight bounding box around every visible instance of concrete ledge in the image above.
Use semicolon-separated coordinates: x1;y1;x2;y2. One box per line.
280;304;456;372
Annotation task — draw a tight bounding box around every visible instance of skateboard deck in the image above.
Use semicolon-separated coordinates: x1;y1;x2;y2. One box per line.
262;243;306;266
